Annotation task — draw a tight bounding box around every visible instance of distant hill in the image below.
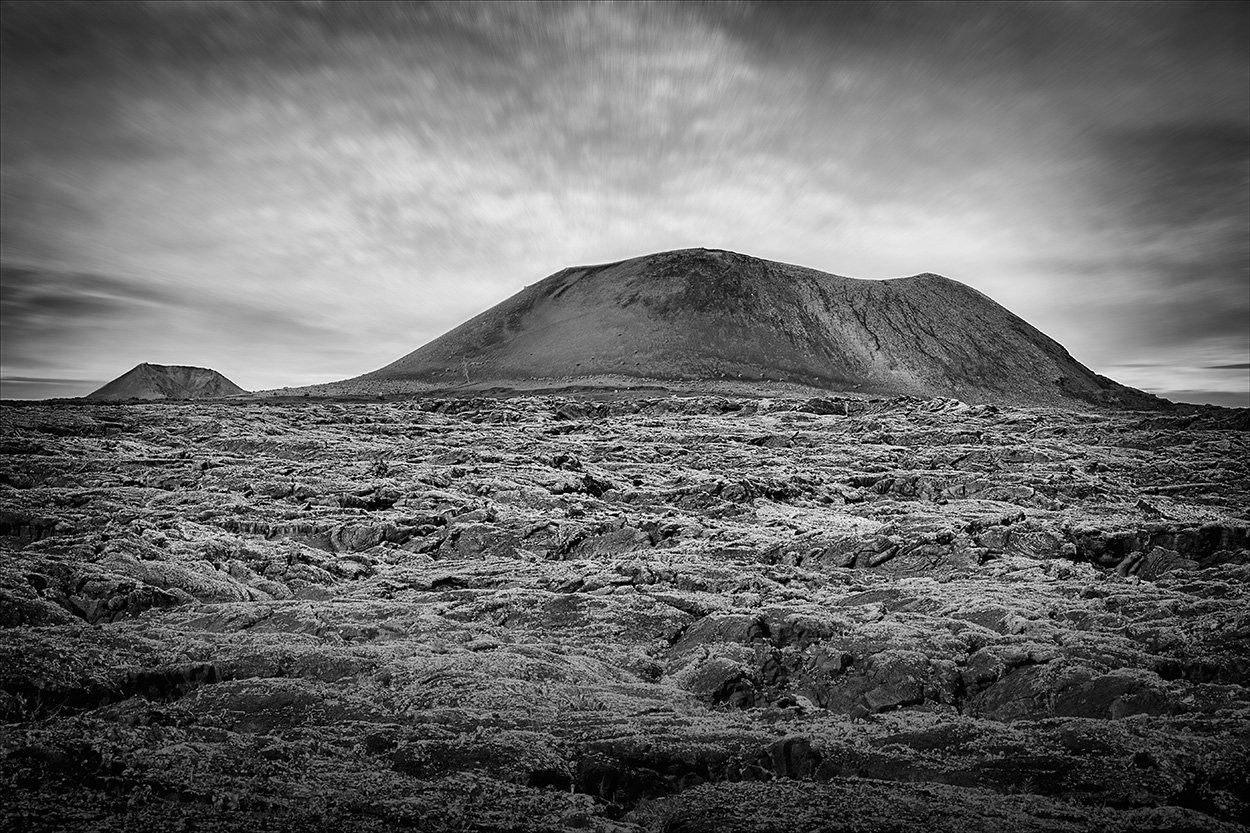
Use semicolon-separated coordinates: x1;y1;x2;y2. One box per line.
324;248;1164;408
86;363;246;401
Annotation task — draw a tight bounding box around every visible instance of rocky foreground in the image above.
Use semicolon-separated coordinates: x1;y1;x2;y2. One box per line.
1;394;1247;832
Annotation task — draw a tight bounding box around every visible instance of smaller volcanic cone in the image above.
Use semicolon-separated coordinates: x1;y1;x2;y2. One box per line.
86;363;247;401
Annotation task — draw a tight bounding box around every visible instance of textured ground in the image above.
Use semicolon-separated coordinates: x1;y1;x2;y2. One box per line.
1;395;1247;832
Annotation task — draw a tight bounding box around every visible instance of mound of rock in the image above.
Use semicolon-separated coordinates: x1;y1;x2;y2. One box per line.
322;248;1164;409
86;363;246;401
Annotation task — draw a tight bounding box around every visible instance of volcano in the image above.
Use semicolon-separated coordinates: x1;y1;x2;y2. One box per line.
337;248;1160;407
86;363;246;401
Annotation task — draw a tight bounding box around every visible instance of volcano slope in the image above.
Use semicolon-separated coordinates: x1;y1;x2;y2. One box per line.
87;364;247;401
1;393;1247;832
317;248;1159;409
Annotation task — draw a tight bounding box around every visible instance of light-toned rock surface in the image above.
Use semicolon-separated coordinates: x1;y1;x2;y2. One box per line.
1;394;1247;831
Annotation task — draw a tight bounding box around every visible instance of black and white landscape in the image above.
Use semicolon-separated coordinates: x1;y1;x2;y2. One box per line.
4;248;1249;832
3;3;1247;832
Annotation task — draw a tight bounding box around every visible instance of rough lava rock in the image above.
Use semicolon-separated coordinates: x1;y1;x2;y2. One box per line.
1;393;1247;832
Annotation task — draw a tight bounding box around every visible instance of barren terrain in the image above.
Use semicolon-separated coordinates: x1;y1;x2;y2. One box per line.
87;364;247;402
335;249;1159;409
2;394;1248;831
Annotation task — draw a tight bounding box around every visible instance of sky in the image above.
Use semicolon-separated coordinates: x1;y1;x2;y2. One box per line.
2;0;1247;405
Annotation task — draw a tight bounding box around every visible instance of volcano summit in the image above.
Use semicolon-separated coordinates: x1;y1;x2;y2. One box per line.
329;249;1157;407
